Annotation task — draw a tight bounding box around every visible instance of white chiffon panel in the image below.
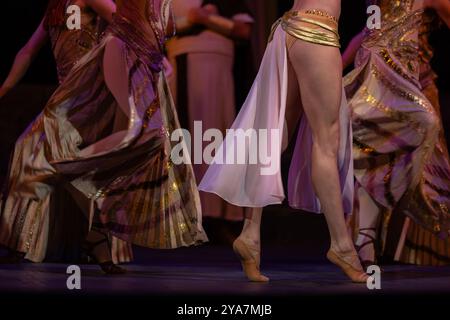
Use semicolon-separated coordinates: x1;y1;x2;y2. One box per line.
199;25;354;214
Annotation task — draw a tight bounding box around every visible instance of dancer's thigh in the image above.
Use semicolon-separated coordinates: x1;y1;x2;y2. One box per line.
103;36;131;117
79;37;156;156
288;37;342;140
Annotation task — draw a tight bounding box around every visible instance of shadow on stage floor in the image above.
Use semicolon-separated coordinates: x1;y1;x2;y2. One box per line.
1;243;450;297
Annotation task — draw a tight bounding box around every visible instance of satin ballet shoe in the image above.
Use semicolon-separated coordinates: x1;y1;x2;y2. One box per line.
233;238;269;282
327;248;369;283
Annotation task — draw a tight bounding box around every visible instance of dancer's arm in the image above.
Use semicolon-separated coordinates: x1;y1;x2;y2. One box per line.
342;30;364;70
84;0;116;23
425;0;450;27
0;20;48;99
187;6;252;40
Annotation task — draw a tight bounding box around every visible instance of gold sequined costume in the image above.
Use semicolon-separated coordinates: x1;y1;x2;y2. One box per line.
0;0;207;263
280;10;340;48
345;0;450;265
0;1;107;262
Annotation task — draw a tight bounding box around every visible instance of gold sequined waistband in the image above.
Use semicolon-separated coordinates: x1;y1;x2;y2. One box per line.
303;9;339;24
278;10;340;48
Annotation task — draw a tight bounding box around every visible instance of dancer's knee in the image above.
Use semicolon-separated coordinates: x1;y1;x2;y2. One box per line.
313;120;340;158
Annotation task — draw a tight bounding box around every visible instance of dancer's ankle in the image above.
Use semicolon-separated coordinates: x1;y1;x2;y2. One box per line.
236;235;260;250
330;239;355;256
355;229;377;264
358;242;375;263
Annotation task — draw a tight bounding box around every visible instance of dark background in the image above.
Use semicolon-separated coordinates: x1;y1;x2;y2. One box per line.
1;2;57;84
2;1;449;88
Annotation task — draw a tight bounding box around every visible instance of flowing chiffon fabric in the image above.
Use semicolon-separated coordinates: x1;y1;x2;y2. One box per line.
0;3;113;263
0;0;207;262
199;21;354;214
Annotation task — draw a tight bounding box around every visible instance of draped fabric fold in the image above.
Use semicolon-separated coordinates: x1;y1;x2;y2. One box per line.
344;5;450;264
200;19;354;214
0;0;207;262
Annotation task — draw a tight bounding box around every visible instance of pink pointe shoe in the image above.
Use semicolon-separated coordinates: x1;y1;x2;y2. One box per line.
327;248;369;283
233;238;269;282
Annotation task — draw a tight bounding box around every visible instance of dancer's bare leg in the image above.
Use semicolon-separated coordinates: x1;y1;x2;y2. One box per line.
288;35;366;282
239;208;262;250
289;38;347;249
234;67;302;282
235;0;366;283
79;37;156;157
76;37;140;274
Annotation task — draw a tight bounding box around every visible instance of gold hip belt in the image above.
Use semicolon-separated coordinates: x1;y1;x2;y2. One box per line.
280;9;340;48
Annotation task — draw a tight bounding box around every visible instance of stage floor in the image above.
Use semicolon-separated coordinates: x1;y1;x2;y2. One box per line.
1;245;449;296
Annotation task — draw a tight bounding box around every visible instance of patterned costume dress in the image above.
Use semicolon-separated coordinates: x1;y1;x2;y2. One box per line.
0;0;207;263
0;1;106;262
345;0;450;265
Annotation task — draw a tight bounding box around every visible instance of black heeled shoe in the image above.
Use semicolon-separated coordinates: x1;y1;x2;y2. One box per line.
83;234;127;275
356;228;383;272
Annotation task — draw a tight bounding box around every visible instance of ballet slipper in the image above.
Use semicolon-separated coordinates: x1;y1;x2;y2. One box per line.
233;238;269;282
327;248;369;283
